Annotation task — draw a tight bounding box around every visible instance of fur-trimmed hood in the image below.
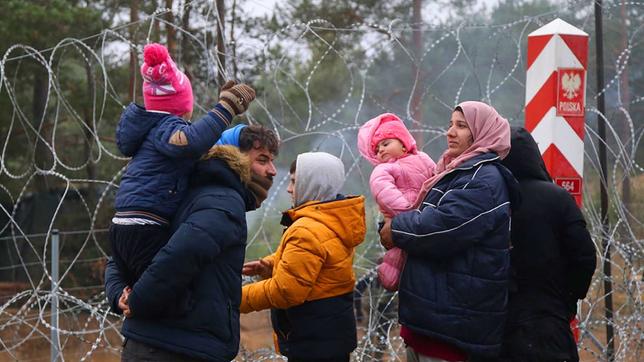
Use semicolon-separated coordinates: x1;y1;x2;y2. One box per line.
191;145;256;211
201;145;251;184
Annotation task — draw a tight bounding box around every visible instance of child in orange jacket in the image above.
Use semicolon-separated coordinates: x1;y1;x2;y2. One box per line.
241;152;366;361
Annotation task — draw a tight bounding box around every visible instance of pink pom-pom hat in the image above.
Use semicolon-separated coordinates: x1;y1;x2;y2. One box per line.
140;43;194;116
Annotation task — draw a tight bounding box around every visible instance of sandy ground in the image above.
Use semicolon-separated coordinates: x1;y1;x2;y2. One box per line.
0;308;638;362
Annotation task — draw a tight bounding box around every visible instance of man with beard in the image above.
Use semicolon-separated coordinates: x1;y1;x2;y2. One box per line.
105;124;279;362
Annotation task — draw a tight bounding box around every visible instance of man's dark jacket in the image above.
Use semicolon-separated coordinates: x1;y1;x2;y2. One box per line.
105;145;256;361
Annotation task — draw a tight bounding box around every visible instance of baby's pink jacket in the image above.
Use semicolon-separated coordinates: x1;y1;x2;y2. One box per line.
369;153;436;217
357;113;436;217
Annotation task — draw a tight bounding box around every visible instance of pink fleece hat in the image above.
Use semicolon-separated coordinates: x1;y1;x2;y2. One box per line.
358;113;418;165
141;43;193;116
370;114;417;153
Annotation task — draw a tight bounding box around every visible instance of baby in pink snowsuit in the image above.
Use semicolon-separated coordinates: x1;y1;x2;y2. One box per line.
358;113;436;291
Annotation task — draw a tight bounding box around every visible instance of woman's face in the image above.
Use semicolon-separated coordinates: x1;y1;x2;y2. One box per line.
446;110;474;158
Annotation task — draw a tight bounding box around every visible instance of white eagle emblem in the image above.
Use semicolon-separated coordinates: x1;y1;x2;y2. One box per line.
561;72;581;100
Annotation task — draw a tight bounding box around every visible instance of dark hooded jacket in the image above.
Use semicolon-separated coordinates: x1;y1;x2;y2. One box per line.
105;145;256;361
115;103;232;219
499;127;596;361
391;152;521;357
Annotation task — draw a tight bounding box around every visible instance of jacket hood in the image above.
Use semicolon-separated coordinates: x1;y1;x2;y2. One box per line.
358;113;418;165
294;152;345;207
117;103;169;156
192;145;256;211
501;127;552;182
285;195;366;249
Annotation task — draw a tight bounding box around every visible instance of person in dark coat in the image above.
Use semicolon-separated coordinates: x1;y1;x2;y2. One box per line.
111;43;256;288
104;125;279;361
379;101;520;361
499;127;597;362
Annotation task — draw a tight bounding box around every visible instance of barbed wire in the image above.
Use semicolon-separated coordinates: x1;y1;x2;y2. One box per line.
0;0;641;361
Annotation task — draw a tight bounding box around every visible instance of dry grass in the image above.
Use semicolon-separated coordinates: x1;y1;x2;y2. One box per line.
0;307;122;362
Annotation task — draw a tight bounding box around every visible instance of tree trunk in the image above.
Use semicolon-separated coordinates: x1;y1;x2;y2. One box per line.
411;0;424;143
83;55;97;208
180;0;192;75
216;0;226;85
619;1;631;217
129;0;140;103
166;0;176;56
153;0;162;43
32;70;51;193
230;0;238;79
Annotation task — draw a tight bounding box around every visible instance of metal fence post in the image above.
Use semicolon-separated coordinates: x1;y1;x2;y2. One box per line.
594;1;615;360
51;229;60;362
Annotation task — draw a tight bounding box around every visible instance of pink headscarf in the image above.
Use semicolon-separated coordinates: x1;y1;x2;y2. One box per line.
413;101;510;206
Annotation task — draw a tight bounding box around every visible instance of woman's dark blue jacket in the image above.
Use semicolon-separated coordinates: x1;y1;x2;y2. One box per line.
105;145;256;361
392;152;520;357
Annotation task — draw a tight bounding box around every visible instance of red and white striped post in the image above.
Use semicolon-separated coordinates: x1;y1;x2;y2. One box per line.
525;18;589;206
525;18;589;343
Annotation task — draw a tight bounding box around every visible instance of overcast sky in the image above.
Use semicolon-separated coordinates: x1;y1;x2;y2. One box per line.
246;0;280;16
245;0;501;19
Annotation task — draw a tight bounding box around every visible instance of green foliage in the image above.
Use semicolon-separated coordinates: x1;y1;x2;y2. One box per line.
0;0;105;53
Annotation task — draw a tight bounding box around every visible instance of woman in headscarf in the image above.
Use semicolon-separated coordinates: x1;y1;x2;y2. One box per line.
241;152;366;362
379;101;520;361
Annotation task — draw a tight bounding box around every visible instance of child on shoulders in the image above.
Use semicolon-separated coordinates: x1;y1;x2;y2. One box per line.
110;43;255;290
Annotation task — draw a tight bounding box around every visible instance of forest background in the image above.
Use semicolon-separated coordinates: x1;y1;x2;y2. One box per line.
0;0;641;361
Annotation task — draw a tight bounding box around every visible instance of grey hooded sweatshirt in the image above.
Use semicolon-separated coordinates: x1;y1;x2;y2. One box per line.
294;152;345;207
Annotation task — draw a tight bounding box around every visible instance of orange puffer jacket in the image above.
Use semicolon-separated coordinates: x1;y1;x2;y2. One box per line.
241;195;366;313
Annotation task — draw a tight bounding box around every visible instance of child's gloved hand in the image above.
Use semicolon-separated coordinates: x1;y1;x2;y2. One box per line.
218;80;256;116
